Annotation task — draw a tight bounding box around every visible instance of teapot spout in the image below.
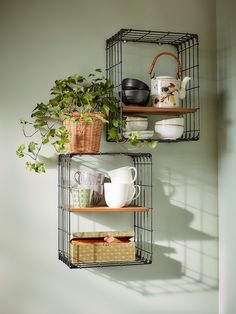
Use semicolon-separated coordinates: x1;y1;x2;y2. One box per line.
179;77;191;99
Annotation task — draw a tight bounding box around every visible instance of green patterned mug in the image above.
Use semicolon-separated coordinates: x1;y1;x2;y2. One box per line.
72;186;93;208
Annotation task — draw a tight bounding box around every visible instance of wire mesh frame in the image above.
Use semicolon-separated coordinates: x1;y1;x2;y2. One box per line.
105;28;200;142
58;152;153;269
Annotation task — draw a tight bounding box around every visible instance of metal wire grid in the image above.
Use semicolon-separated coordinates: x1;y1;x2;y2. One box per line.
107;29;197;45
58;152;153;269
58;154;71;267
178;37;200;140
105;28;200;142
133;154;153;263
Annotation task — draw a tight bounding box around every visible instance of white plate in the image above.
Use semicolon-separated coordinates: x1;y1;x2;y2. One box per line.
123;130;154;140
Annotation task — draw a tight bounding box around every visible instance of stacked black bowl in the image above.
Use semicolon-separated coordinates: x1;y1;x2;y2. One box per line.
121;78;150;106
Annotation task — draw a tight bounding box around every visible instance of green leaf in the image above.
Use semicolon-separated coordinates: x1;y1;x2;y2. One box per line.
26;162;45;173
35;163;46;173
49;99;59;107
26;161;34;171
112;119;119;128
84;116;93;124
28;141;37;154
75;75;85;83
20;118;28;125
147;140;158;149
96;115;108;123
129;134;140;146
32;102;48;112
33;119;48;128
108;127;122;141
95;68;102;73
53;140;67;153
42;137;49;144
103;104;110;117
16;144;25;158
48;129;56;137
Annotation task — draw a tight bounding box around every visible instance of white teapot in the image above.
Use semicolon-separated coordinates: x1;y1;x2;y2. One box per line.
149;51;191;107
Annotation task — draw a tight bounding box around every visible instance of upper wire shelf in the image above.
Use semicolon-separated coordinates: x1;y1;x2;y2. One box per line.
106;28;200;142
107;28;198;45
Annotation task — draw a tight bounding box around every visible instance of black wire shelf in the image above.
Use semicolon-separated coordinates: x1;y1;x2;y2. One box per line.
58;152;153;269
106;28;200;143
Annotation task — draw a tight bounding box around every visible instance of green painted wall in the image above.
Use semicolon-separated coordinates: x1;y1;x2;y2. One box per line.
217;0;236;313
0;0;218;313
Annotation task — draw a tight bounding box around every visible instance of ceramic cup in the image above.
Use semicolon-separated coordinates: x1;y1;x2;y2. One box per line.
74;169;105;186
108;166;137;184
104;183;131;208
74;170;105;206
71;186;93;208
89;184;104;205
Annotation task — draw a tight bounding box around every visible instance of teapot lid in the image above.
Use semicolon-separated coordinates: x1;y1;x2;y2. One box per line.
155;76;178;79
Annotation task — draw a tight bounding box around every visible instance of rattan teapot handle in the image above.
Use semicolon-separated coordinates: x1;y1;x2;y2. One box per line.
148;51;182;79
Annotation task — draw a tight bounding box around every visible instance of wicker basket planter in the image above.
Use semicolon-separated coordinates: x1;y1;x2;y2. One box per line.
70;231;135;264
63;112;104;153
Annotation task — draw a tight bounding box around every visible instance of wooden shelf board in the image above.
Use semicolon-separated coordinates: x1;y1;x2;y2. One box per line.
122;106;197;115
70;205;149;212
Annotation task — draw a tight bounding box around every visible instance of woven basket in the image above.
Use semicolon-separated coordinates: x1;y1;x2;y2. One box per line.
63;112;104;153
70;231;135;264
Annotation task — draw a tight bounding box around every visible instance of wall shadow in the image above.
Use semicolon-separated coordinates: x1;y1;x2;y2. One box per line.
82;176;217;296
93;243;183;296
57;154;218;296
91;242;217;296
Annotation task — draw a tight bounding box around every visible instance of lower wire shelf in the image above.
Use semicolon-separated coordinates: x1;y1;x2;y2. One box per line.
59;252;152;269
58;152;153;269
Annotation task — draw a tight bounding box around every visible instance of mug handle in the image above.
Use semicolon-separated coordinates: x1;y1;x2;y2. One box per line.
74;171;81;184
126;185;136;205
129;167;137;183
132;185;141;201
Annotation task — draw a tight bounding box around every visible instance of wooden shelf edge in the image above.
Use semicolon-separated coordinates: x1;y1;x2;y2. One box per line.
122;106;197;115
70;205;149;212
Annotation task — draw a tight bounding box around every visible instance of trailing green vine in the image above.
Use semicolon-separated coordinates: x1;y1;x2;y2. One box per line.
16;69;157;173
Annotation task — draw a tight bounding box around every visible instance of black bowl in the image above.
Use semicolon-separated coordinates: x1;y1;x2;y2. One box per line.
122;78;150;91
122;89;150;106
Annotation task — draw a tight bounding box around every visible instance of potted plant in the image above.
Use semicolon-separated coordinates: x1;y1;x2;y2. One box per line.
16;68;157;173
16;69;123;173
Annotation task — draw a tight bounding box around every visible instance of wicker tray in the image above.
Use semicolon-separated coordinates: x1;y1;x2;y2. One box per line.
70;231;135;263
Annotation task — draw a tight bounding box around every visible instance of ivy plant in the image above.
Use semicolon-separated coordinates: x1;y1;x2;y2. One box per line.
16;69;157;173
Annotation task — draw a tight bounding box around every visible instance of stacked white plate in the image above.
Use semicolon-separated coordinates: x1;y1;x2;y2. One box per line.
123;116;153;139
123;130;154;139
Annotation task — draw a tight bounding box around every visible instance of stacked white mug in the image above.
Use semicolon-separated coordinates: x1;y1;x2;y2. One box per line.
104;166;140;208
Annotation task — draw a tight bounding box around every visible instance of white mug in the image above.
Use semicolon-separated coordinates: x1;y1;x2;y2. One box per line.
108;166;137;184
125;184;141;206
104;183;131;208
